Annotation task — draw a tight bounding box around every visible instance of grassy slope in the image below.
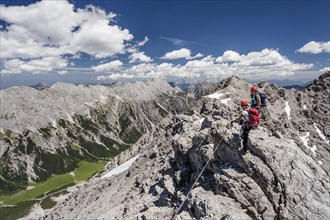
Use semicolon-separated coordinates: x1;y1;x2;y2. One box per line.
0;161;105;205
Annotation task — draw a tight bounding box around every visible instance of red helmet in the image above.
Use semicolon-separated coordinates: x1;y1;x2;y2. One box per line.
251;86;258;92
241;100;248;106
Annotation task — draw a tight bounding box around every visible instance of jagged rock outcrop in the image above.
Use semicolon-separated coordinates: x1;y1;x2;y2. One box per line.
186;81;218;99
0;79;197;194
23;72;330;220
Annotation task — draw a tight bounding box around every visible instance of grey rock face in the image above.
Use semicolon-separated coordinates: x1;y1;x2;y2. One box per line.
0;79;181;132
186;81;218;100
24;72;330;220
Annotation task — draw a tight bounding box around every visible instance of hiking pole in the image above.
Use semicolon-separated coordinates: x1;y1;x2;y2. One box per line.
171;133;226;220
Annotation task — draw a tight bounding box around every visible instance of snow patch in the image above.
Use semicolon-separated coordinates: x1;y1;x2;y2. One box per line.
310;145;317;156
220;98;231;105
299;132;318;156
285;101;291;120
194;118;205;126
206;91;225;99
206;91;230;99
318;160;323;165
69;171;75;177
299;132;310;148
303;105;307;110
313;123;329;144
101;155;140;179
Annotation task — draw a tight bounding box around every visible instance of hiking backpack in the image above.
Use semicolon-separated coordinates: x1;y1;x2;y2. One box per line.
259;93;267;107
247;108;260;129
251;93;267;107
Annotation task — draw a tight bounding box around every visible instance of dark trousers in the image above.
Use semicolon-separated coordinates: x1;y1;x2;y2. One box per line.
242;126;252;151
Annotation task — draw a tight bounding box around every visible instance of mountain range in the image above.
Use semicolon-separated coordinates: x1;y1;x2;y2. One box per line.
1;72;329;220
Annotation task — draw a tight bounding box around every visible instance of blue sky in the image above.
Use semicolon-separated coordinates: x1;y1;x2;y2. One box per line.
0;0;329;88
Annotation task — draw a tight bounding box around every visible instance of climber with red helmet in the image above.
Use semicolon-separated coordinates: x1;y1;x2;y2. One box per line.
231;100;250;126
250;85;262;112
231;100;253;152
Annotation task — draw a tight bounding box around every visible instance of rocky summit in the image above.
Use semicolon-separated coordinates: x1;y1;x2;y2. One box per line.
3;73;330;220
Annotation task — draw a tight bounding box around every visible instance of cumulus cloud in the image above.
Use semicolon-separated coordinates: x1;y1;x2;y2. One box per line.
58;70;68;75
319;67;330;72
70;20;132;58
0;0;134;74
97;48;313;81
0;1;316;82
97;73;135;80
129;52;153;63
230;49;313;78
92;60;123;72
161;48;203;60
201;56;215;62
1;57;68;75
234;49;288;66
216;50;241;63
297;41;330;54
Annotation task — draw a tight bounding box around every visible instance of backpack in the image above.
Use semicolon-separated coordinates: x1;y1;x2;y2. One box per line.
247;108;260;129
259;93;267;107
251;93;267;107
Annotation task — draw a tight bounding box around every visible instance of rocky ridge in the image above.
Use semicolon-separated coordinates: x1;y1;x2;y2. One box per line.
23;72;330;219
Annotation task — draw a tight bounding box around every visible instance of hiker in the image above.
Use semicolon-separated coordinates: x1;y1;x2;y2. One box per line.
250;86;262;113
231;100;257;152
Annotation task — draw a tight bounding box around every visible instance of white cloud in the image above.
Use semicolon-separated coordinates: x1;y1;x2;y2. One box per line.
159;37;191;46
216;50;241;63
0;0;134;72
319;67;330;72
92;60;123;72
1;33;70;59
58;70;68;75
96;48;313;81
0;1;81;44
229;49;313;78
0;0;316;82
161;48;190;60
202;55;215;62
70;20;133;58
97;73;135;80
1;57;68;75
129;52;153;63
161;48;203;60
232;49;284;66
192;53;204;59
136;36;149;47
159;36;205;46
297;41;330;54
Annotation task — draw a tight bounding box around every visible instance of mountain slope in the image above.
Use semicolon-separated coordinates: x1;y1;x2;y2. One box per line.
0;79;197;195
24;72;330;220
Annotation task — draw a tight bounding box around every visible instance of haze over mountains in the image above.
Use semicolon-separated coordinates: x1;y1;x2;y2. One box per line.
1;72;329;219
